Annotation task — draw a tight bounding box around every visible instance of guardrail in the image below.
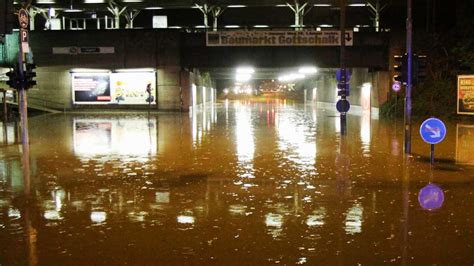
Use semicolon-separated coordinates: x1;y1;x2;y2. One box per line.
0;92;66;113
27;95;67;112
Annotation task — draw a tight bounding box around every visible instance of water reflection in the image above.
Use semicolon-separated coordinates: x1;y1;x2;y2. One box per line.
191;103;216;147
177;214;195;226
265;213;284;238
234;101;255;178
418;183;445;211
306;207;326;227
345;203;363;234
360;112;371;154
0;102;474;264
456;124;474;165
276;105;316;172
73;117;157;158
91;211;107;224
155;191;170;204
43;188;66;221
0;121;19;145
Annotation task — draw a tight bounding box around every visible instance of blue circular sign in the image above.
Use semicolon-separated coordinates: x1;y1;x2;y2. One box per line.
418;183;444;211
336;99;350;113
419;118;447;144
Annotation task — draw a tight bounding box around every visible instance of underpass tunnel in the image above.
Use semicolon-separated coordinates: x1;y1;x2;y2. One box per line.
196;66;389;116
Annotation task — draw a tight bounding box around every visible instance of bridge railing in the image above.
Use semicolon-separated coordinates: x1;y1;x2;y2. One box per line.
27;95;67;112
0;91;66;113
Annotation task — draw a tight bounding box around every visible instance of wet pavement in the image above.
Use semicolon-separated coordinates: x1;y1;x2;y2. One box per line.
1;100;474;265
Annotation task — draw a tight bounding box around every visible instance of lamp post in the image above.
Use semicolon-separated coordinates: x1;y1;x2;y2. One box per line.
404;0;413;154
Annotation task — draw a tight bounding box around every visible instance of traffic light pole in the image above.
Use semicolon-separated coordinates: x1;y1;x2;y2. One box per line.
340;0;347;136
18;9;31;197
404;0;413;154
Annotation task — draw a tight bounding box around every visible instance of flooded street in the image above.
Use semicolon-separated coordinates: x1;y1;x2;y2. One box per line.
1;100;474;265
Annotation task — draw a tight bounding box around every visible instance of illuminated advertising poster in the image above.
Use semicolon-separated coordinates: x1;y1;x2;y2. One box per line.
456;124;474;165
72;73;111;104
457;75;474;115
110;72;156;105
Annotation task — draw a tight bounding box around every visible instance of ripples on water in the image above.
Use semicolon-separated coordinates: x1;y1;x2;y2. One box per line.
0;101;474;264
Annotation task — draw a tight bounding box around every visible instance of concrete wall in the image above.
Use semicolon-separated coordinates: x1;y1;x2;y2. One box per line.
28;29;186;111
25;29;388;112
28;66;71;109
157;68;181;111
304;68;390;111
189;69;216;111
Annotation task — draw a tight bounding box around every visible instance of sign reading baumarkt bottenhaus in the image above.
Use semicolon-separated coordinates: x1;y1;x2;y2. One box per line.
206;31;353;46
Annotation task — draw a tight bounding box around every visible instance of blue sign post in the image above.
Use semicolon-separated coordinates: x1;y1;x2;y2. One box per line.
419;118;447;164
336;69;351;82
336;99;350;113
418;183;444;211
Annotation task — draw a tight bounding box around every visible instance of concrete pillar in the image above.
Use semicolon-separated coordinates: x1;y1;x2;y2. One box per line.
157;68;183;111
180;70;191;112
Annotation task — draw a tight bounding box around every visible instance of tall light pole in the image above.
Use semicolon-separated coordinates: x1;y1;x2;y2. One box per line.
404;0;413;154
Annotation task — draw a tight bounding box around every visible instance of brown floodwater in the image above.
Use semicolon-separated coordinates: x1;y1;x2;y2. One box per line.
1;100;474;265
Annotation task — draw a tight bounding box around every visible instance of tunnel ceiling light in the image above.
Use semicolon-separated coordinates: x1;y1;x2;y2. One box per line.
37;0;56;3
253;25;269;28
227;5;246;8
276;4;287;7
195;25;207;28
64;8;84;12
84;0;105;3
144;6;163;10
168;26;182;29
278;73;305;82
298;66;318;75
70;68;110;73
115;68;155;73
49;8;56;17
236;67;255;74
236;73;251;82
225;25;240;28
319;24;333;28
314;4;331;7
348;3;366;7
122;0;144;2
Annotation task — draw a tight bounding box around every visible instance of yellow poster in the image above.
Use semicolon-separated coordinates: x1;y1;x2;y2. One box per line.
457;75;474;114
110;72;156;105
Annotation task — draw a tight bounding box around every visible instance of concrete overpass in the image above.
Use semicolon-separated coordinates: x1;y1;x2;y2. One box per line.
16;29;391;111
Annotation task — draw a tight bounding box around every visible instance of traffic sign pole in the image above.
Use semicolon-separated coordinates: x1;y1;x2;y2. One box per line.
339;0;347;136
430;144;434;164
419;118;446;165
404;0;413;154
17;8;31;197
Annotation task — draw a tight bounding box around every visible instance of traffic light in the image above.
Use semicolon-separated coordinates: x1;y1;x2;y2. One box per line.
24;63;37;89
413;55;427;85
6;68;21;90
393;54;407;84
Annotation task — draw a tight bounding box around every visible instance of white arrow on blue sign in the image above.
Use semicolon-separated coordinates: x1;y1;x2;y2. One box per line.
419;118;447;144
